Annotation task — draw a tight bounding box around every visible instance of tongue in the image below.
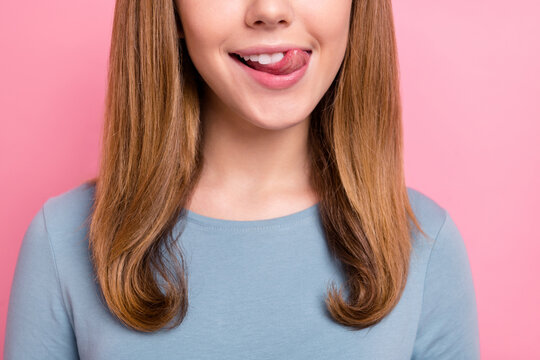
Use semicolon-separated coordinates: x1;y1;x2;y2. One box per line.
246;49;309;75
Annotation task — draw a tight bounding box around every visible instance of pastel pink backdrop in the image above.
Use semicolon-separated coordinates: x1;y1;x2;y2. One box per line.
1;1;538;358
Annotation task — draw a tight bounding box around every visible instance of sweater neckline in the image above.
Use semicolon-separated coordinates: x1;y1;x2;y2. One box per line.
183;202;320;230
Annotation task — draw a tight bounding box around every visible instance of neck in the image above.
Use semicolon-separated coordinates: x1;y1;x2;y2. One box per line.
196;91;313;200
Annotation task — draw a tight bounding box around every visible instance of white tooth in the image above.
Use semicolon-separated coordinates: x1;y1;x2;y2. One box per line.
242;52;285;64
270;52;284;63
258;54;272;65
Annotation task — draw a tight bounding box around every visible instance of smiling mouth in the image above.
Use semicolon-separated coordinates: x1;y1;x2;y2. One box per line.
229;50;312;76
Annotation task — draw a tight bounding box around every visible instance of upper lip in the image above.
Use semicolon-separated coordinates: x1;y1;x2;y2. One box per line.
230;44;312;57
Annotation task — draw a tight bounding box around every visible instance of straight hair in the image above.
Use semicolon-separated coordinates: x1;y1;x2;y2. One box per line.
87;0;425;332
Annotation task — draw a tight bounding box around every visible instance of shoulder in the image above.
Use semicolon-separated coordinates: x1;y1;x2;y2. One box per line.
405;187;477;323
19;181;96;260
405;186;471;283
35;181;97;287
41;180;96;237
406;186;449;241
405;185;470;267
405;188;480;357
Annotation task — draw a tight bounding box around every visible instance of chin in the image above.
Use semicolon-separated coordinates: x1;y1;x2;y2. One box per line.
244;111;310;131
242;103;312;129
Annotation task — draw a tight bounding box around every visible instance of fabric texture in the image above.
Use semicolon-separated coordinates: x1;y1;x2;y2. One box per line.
4;182;480;359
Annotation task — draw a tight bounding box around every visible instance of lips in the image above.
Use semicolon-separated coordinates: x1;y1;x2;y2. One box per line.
229;50;311;90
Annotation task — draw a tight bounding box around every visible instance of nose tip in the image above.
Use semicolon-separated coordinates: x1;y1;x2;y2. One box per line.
245;1;294;29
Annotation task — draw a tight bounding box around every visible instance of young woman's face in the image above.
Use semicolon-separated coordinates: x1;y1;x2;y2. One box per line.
175;0;352;130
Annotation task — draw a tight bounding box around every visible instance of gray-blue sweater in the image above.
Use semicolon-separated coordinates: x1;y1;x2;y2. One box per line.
4;182;480;359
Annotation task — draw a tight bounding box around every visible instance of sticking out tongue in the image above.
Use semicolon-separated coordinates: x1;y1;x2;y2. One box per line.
243;49;310;75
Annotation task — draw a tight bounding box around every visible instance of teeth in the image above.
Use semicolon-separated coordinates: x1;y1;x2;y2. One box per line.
241;52;285;65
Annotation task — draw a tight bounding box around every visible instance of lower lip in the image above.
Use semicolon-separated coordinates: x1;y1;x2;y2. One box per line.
229;53;310;90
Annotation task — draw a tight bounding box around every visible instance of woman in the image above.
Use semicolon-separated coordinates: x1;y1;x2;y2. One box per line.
4;0;480;358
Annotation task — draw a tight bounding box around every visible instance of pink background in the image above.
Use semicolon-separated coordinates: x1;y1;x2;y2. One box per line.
1;1;539;358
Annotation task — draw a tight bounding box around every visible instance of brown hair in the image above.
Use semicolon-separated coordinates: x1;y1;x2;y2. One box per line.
87;0;425;332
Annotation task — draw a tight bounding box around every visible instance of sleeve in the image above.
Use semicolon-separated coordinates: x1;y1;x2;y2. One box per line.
411;210;480;360
4;205;79;360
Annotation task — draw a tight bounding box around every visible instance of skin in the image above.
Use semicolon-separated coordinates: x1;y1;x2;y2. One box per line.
175;0;352;220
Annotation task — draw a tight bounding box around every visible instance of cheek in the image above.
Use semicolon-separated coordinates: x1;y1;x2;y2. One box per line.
302;0;351;52
177;1;238;63
302;0;351;108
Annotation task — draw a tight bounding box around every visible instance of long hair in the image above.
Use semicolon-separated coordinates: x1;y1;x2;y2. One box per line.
87;0;425;332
